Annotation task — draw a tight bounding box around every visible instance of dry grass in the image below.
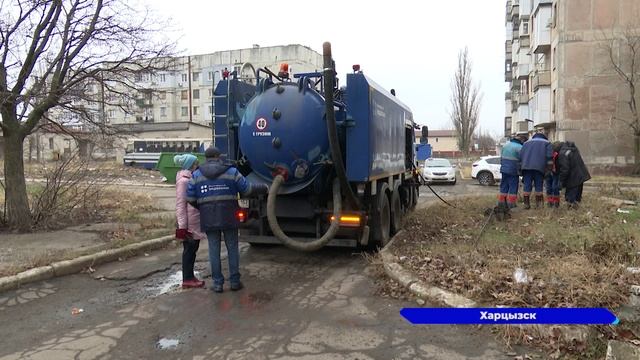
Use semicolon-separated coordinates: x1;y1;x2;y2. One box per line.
394;196;639;308
390;194;640;357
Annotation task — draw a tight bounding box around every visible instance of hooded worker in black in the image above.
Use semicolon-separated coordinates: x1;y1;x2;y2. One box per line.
557;141;591;208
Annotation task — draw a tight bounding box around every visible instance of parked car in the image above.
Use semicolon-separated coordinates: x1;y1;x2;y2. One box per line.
422;158;456;185
471;156;502;186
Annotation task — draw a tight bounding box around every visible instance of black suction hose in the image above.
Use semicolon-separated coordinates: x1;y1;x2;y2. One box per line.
267;175;341;252
322;42;360;210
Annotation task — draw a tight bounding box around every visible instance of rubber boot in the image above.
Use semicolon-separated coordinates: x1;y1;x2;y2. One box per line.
523;195;531;210
535;194;543;209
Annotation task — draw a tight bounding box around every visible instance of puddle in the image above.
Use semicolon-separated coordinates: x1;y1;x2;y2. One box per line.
153;271;201;295
157;338;179;350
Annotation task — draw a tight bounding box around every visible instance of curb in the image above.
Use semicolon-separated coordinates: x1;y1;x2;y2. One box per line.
379;230;606;349
0;234;174;293
585;182;640;189
379;230;477;308
24;178;175;189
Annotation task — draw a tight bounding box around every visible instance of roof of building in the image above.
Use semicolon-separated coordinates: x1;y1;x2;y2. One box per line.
414;129;458;137
113;121;210;133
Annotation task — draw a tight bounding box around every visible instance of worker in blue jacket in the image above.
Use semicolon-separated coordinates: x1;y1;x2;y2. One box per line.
498;133;527;208
186;146;268;293
519;132;553;209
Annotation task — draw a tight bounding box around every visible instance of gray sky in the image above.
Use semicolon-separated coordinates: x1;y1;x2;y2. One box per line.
147;0;505;137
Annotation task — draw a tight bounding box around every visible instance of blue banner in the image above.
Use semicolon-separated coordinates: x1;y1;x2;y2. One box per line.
400;308;619;325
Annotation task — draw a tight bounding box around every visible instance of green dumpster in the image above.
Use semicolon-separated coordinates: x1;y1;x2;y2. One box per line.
156;152;206;184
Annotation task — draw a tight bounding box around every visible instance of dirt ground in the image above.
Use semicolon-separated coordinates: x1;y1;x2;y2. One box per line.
390;192;640;357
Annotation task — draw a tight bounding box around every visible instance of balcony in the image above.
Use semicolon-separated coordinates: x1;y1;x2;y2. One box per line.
532;71;551;90
135;98;153;107
534;0;552;12
532;86;552;126
510;79;521;91
517;63;530;79
515;120;530;133
532;5;552;54
518;92;529;104
506;1;512;22
511;2;520;20
505;71;513;82
520;36;530;48
505;91;513;100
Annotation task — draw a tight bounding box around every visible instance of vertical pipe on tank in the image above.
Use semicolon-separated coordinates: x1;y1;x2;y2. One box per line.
322;42;359;210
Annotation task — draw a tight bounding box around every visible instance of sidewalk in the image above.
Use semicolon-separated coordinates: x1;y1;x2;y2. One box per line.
0;186;177;292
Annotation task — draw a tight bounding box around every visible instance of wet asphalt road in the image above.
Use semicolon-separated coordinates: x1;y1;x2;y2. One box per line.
0;179;513;360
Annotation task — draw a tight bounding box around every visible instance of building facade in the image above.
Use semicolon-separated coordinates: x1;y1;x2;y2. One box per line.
505;0;640;169
33;44;323;161
105;44;323;126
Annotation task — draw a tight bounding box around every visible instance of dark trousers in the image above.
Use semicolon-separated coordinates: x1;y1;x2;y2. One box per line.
207;229;240;287
182;238;200;281
565;184;584;204
545;174;560;196
522;170;544;195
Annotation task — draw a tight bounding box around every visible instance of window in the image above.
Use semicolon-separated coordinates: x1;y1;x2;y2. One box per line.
435;138;439;143
108;110;115;118
208;89;213;98
181;74;187;82
522;21;529;35
159;74;166;82
192;72;200;82
553;47;557;71
208;71;213;81
553;4;558;28
49;138;54;150
181;106;188;116
193;89;200;99
160;107;166;116
181;90;188;100
159;91;166;100
233;65;241;74
193;106;199;115
506;62;512;72
487;157;501;165
209;105;213;114
552;90;556;114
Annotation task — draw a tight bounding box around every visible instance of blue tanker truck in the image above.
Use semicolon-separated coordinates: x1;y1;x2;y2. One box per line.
212;42;420;251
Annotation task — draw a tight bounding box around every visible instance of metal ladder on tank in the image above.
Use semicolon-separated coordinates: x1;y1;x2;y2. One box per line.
210;65;257;158
211;71;233;158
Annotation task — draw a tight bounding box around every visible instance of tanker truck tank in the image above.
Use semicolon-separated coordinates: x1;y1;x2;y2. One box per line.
238;80;331;194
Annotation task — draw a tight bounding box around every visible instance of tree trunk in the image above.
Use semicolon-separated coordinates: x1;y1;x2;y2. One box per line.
3;132;32;230
634;134;640;175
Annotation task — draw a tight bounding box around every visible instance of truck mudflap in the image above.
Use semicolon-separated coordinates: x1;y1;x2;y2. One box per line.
241;226;370;248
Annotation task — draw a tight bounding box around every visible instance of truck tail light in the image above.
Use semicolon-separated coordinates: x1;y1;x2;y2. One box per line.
329;214;362;227
236;209;248;223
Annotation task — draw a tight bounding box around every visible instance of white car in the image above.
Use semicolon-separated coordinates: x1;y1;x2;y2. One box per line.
422;158;456;185
471;156;502;186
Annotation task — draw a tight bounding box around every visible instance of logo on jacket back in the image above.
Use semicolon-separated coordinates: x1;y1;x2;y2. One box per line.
200;184;230;194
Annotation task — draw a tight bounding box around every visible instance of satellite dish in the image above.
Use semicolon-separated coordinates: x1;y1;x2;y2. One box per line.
239;62;256;85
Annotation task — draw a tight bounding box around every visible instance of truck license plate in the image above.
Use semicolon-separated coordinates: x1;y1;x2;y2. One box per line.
238;199;249;208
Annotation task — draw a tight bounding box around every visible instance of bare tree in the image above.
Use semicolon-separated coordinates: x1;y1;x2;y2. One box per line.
0;0;176;230
604;27;640;174
450;47;482;156
477;132;496;153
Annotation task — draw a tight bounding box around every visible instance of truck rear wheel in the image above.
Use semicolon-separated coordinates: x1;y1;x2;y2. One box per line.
371;185;391;247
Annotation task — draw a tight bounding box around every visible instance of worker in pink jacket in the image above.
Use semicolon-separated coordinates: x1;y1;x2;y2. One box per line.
174;154;206;289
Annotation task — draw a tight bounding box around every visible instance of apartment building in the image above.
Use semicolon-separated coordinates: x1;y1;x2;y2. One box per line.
29;44;323;161
107;44;323;126
505;0;640;168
